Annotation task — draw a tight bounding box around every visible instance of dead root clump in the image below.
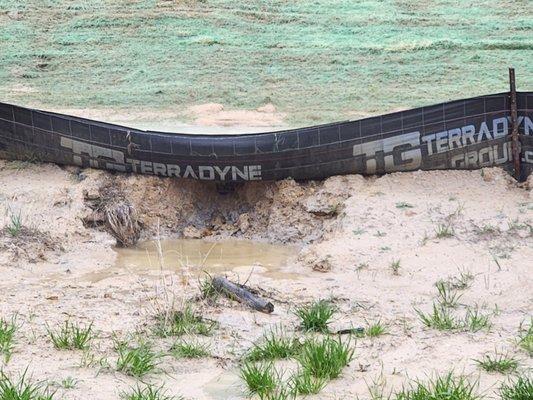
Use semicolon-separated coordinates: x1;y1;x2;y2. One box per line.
0;226;58;263
82;181;141;247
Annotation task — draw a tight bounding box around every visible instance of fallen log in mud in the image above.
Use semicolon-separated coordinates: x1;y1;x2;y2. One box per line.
212;276;274;314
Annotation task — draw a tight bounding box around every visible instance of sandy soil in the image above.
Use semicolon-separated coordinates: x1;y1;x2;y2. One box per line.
0;158;531;399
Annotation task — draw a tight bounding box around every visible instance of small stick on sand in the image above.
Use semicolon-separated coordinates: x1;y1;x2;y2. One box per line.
212;276;274;314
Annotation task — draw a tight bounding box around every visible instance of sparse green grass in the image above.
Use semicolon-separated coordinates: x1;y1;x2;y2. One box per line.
353;228;366;235
170;340;210;359
416;303;460;330
435;224;455;238
517;318;533;356
290;370;327;395
115;339;162;377
435;281;463;308
0;316;16;362
499;376;533;400
463;307;491;332
474;350;518;373
58;377;77;390
6;211;23;237
395;373;480;400
245;329;301;361
396;202;414;209
153;305;215;337
390;259;401;275
239;362;278;398
365;320;387;338
298;336;354;380
416;304;491;332
198;275;218;300
295;300;335;333
443;270;475;290
476;224;500;235
47;320;94;350
0;369;55;400
121;384;181;400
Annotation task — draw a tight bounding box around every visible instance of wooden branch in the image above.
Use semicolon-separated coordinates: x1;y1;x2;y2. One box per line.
212;276;274;314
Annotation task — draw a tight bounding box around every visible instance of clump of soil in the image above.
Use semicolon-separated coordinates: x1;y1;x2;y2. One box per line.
0;225;57;263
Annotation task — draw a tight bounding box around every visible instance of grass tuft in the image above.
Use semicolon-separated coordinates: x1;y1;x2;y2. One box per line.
290;370;327;395
7;211;23;237
121;384;181;400
239;362;278;398
390;259;401;275
154;305;215;337
47;320;94;350
474;350;518;373
295;300;335;333
499;376;533;400
517;318;533;356
170;340;210;359
0;316;16;362
365;320;387;338
115;339;162;377
435;224;455;238
435;281;462;308
0;369;55;400
396;372;480;400
198;274;218;300
463;307;491;332
416;303;459;330
298;336;354;380
245;328;301;361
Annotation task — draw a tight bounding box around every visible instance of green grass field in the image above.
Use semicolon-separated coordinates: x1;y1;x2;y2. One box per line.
0;0;531;125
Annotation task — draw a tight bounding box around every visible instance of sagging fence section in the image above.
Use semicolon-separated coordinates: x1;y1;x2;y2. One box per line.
0;84;531;183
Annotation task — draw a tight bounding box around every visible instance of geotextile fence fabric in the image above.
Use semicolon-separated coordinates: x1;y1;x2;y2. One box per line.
0;92;532;182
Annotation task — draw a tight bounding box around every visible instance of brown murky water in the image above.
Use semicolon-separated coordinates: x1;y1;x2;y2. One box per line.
83;239;301;283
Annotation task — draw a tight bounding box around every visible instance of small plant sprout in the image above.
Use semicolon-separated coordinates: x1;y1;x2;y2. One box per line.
121;384;180;400
415;303;459;331
115;339;162;377
154;304;215;337
6;210;23;237
298;336;354;380
395;372;481;400
365;320;387;338
499;375;533;400
0;316;16;362
390;259;401;275
290;370;327;395
295;300;335;333
0;369;55;400
47;320;94;350
396;202;414;209
170;340;210;359
245;328;301;361
463;307;491;332
474;350;518;373
435;281;462;308
239;362;278;398
353;228;366;235
198;274;218;300
517;318;533;356
435;223;455;238
366;372;392;400
60;377;77;389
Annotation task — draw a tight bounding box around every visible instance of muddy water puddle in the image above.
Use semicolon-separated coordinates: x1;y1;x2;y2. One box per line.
84;239;301;283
